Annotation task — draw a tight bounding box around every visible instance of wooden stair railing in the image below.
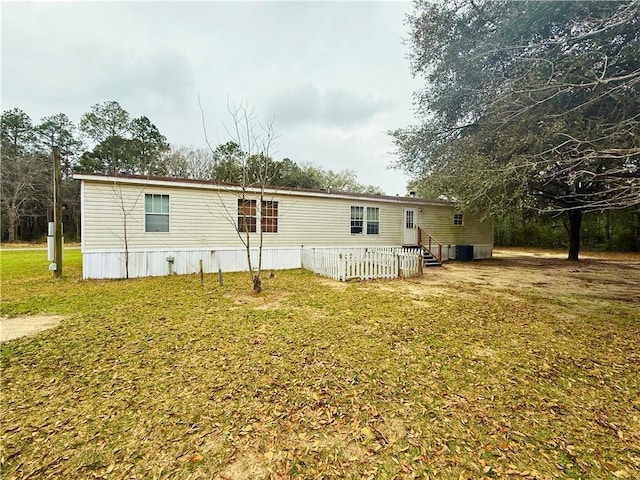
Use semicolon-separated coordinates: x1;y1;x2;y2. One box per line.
417;227;443;264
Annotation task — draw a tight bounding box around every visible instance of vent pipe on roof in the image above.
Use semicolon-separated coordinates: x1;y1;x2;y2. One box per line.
409;190;416;198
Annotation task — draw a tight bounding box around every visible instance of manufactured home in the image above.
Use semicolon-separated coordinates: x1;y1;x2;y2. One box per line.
74;174;493;279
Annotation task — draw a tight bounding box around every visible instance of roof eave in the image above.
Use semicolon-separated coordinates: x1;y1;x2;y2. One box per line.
72;173;453;206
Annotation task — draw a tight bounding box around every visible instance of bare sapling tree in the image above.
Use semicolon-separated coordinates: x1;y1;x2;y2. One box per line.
111;181;145;279
201;99;278;293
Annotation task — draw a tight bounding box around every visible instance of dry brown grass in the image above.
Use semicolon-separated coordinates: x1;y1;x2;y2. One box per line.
1;248;638;479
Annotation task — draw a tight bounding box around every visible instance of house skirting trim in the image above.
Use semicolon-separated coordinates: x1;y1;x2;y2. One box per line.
81;247;302;279
444;244;493;260
81;244;493;279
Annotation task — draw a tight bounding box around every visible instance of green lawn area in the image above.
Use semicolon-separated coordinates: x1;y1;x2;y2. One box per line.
1;248;639;479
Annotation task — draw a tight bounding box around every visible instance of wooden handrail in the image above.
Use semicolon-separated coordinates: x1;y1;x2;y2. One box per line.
418;228;443;263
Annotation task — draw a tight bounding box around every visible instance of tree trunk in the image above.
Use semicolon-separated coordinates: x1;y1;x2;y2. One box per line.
123;218;129;279
634;211;640;251
566;210;582;261
244;228;254;285
7;207;18;242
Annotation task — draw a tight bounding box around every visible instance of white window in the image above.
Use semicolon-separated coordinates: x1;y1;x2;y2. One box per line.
453;213;463;226
351;206;380;235
238;199;279;233
350;206;364;234
406;210;415;229
145;194;169;232
261;201;278;233
367;207;379;235
238;199;257;233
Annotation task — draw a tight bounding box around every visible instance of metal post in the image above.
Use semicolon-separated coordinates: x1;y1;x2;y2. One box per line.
53;146;63;278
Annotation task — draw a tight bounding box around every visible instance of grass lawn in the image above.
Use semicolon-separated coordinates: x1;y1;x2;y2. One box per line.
1;248;639;479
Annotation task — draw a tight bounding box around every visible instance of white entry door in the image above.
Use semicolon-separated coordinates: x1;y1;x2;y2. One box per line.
403;208;418;245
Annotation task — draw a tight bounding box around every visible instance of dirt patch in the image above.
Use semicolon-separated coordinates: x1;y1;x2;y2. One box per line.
217;450;268;479
317;278;349;290
412;249;640;300
227;290;289;310
0;315;63;342
377;417;408;445
471;346;498;359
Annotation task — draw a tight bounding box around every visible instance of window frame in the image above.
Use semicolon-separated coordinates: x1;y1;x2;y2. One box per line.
261;200;278;234
366;207;380;235
144;194;170;233
351;205;381;235
237;199;257;233
350;206;364;235
453;213;464;226
405;209;415;229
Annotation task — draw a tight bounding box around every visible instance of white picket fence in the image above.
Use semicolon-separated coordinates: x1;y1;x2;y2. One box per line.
301;246;423;281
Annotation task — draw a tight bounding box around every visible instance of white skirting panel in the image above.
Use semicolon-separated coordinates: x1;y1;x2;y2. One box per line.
82;247;302;279
442;244;493;260
443;245;454;261
472;244;493;259
441;244;493;260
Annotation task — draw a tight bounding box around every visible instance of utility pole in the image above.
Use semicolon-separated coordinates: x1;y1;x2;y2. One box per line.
53;146;63;278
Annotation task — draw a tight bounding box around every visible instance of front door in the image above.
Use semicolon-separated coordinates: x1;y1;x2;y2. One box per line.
403;208;418;245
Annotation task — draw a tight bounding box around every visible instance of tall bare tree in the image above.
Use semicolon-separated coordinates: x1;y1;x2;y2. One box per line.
1;109;49;242
202;100;278;292
162;145;215;180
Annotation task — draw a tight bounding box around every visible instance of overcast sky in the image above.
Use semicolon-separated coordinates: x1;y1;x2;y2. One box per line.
1;1;422;195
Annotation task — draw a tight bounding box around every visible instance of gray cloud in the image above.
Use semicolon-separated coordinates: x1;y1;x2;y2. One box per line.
1;1;417;195
267;85;391;129
100;49;195;114
1;3;194;123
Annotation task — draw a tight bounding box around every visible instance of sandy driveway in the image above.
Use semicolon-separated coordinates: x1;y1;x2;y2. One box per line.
0;315;63;342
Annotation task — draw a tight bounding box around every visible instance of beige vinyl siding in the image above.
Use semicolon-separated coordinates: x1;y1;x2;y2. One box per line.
273;195;403;247
82;181;406;251
417;205;493;246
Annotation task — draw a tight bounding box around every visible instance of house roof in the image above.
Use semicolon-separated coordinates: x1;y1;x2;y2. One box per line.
73;172;453;207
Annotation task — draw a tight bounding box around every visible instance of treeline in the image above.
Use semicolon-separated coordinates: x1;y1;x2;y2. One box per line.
409;174;640;251
1;101;381;242
4;101;636;250
494;210;640;252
